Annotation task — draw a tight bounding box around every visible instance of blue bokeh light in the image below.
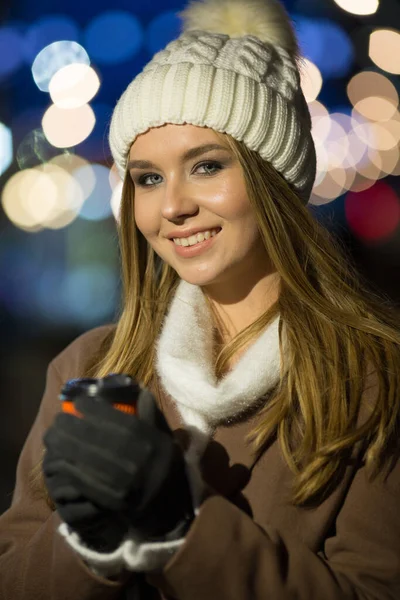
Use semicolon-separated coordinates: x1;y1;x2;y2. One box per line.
24;15;80;64
0;27;25;80
78;164;113;221
0;123;13;176
146;10;182;56
34;266;65;322
35;264;117;325
295;16;354;79
31;40;90;92
62;265;117;325
84;11;143;65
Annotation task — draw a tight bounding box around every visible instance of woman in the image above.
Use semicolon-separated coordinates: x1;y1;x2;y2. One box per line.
1;0;400;598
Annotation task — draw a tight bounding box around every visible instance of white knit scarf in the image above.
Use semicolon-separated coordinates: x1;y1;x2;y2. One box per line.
155;278;286;462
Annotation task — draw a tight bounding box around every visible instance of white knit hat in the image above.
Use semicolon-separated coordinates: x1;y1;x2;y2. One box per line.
109;0;316;204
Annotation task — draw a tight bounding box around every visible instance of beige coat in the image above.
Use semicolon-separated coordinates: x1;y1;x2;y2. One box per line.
0;324;399;600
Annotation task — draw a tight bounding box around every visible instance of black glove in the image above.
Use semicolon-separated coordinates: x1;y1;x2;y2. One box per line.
43;388;194;553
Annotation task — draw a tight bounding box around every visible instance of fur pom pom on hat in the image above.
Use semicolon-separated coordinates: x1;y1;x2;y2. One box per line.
109;0;316;203
177;0;299;58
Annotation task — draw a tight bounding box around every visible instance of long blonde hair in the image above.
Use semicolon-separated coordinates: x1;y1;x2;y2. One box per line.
34;130;400;507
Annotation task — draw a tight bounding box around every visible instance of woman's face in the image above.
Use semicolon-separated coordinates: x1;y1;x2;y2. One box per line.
128;123;269;289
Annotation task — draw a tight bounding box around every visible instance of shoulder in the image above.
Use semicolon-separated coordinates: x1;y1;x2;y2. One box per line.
50;323;116;382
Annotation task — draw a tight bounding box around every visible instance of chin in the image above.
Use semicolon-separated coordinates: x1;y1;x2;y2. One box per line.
175;267;221;287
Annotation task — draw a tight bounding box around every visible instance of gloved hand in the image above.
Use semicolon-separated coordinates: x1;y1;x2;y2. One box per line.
42;387;195;553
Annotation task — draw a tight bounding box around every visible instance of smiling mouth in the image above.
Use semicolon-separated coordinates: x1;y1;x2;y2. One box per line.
169;228;222;247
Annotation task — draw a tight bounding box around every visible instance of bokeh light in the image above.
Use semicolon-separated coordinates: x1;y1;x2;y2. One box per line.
353;97;398;122
345;127;369;169
16;129;73;170
49;64;100;109
371;146;400;177
295;16;354;79
0;27;25;80
332;112;368;169
369;29;400;75
110;181;123;222
319;115;349;169
24;15;80;64
84;11;143;64
48;153;96;209
69;161;96;202
347;72;399;120
77;164;113;221
109;164;123;221
354;120;399;152
332;0;379;16
42;104;96;148
0;123;13;176
345;181;400;243
1;163;85;231
300;58;322;102
35;264;117;325
109;164;121;191
312;169;348;205
49;152;90;173
2;169;47;231
307;99;398;205
146;11;182;55
309;100;330;130
32;40;90;92
60;265;118;324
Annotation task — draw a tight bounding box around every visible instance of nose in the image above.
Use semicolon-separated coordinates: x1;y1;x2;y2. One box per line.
160;179;199;222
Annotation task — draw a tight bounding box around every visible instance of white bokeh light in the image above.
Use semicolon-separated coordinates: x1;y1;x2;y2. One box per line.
369;29;400;75
1;164;85;231
42;104;96;148
300;59;323;103
2;170;45;230
347;72;399;121
333;0;379;16
49;63;100;109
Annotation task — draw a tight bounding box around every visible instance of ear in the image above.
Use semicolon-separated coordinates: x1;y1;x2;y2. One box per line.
137;388;172;435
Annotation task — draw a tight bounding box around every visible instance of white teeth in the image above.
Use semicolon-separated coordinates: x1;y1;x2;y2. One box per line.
188;235;198;245
173;228;220;246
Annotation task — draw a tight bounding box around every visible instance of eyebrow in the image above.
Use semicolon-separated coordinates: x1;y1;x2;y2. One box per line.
127;143;230;170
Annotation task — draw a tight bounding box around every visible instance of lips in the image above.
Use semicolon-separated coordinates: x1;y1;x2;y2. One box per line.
167;226;222;240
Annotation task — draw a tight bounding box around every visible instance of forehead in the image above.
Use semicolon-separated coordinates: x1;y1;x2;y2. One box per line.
129;123;225;157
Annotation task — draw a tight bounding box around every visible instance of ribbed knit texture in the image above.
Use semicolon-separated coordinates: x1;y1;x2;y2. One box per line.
109;0;316;204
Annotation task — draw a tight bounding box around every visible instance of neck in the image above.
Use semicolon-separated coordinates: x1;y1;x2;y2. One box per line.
203;269;281;344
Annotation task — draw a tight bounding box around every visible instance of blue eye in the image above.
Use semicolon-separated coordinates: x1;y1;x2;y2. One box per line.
135;161;223;187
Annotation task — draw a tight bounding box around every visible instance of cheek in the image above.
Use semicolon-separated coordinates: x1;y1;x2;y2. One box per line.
209;172;252;219
134;200;158;237
216;187;255;223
